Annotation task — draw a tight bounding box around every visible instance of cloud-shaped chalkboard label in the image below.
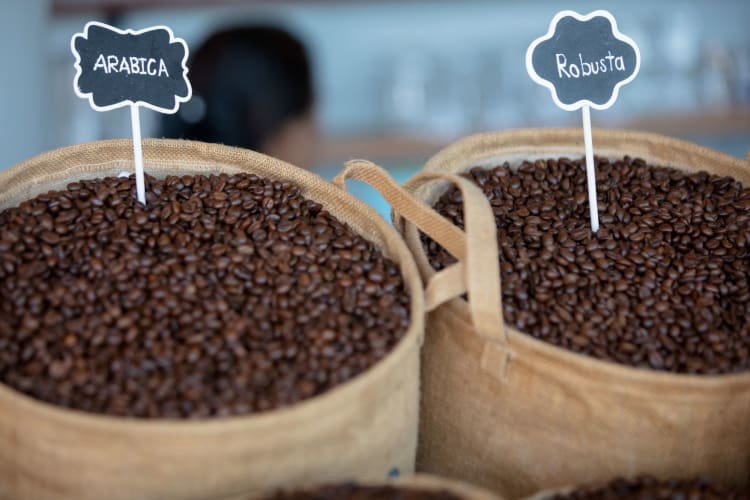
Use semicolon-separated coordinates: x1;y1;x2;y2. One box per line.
72;22;191;113
526;10;640;111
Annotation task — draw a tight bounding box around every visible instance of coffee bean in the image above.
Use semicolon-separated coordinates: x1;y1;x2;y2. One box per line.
134;212;148;225
424;156;750;375
40;231;61;244
551;475;750;499
0;173;411;418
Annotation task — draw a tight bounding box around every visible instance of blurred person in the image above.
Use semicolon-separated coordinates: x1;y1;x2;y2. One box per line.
162;26;317;168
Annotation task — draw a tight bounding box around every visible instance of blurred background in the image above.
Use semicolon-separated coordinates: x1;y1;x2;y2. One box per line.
2;0;749;216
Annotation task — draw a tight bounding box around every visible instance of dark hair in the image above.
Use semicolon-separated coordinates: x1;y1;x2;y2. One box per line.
161;26;313;151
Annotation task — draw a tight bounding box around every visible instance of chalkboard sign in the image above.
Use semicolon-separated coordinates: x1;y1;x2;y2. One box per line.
71;22;191;113
525;10;641;233
70;21;192;206
526;10;640;111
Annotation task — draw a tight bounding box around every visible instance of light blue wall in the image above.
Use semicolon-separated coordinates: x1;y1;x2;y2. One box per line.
1;0;749;170
120;1;750;134
0;0;50;168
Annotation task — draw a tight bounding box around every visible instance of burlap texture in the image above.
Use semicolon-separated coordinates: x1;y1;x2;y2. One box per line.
0;139;423;500
390;474;504;500
399;129;750;499
334;129;750;500
257;474;503;500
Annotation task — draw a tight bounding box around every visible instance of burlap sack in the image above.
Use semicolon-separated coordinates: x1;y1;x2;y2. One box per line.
260;474;503;500
0;139;423;500
523;487;573;500
522;480;750;500
333;129;750;500
391;474;504;500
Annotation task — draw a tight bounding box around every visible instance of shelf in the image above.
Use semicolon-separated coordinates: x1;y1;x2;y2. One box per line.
315;107;750;165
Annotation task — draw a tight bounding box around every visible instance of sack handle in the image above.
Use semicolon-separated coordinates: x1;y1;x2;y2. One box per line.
333;159;508;353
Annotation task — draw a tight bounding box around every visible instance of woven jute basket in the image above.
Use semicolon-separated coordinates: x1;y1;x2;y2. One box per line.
391;474;503;500
523;486;575;500
333;129;750;500
260;474;503;500
0;139;424;500
523;479;750;500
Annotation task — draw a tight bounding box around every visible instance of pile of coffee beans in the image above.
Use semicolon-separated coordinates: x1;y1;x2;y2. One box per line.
424;156;750;374
550;476;750;499
268;483;461;500
0;173;410;418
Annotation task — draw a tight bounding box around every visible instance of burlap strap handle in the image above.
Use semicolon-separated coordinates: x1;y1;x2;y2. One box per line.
334;160;513;377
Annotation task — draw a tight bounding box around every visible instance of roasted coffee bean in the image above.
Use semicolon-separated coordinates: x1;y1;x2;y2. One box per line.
268;484;462;500
424;157;750;374
551;476;750;499
0;173;410;418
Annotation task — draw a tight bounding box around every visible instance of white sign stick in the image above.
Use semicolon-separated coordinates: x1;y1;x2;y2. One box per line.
71;22;192;206
581;105;599;233
526;10;641;234
130;104;146;205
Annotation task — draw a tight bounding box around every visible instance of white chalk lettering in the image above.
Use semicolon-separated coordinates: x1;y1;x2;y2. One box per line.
89;54;170;78
107;55;118;74
158;59;169;78
605;52;616;71
556;53;570;78
579;53;604;76
93;54;107;73
615;55;625;71
555;50;627;80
